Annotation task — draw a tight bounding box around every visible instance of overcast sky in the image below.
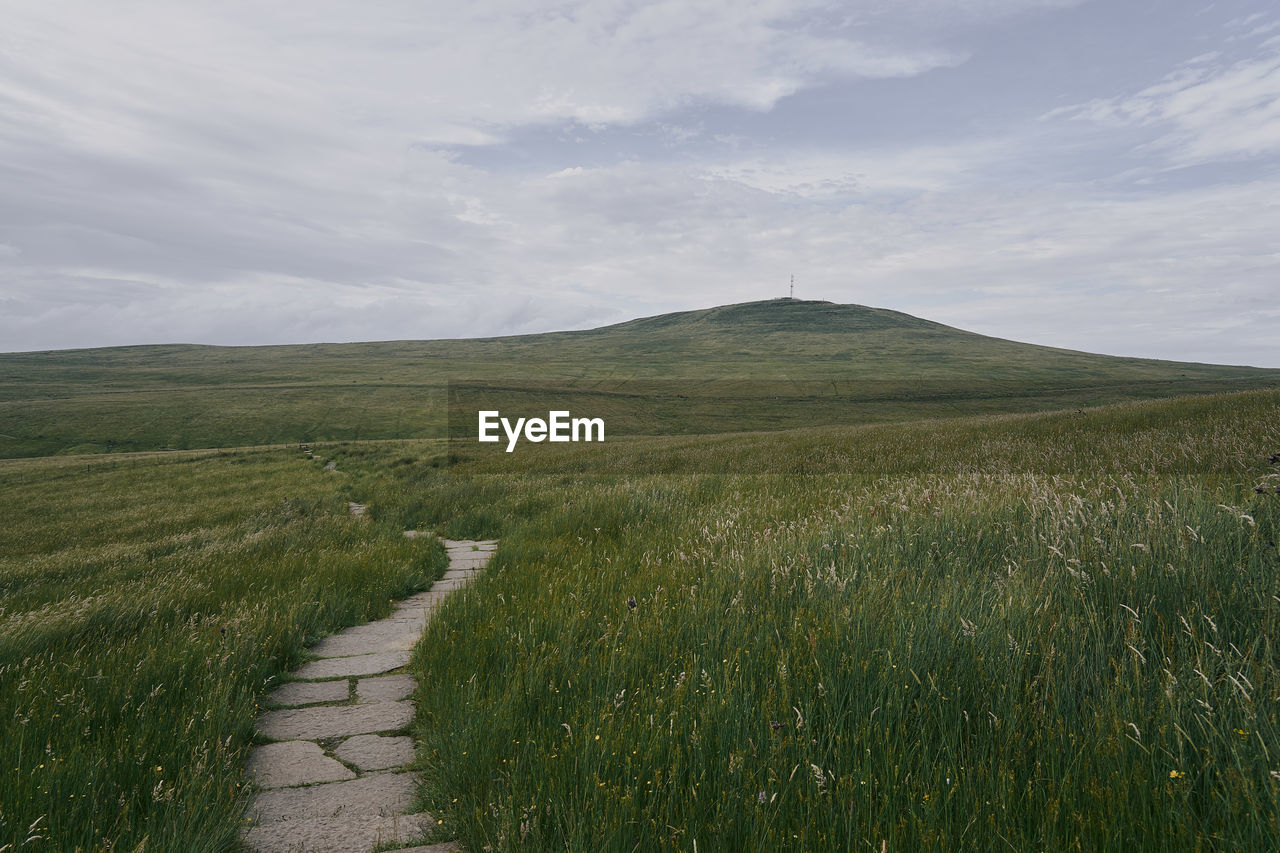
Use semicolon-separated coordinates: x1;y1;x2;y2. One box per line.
1;1;1278;365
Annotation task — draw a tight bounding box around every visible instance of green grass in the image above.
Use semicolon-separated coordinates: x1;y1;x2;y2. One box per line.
3;300;1275;458
0;449;447;851
5;305;1279;851
331;389;1280;851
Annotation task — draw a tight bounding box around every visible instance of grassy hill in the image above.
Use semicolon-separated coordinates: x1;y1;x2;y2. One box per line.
2;299;1275;458
4;293;1279;850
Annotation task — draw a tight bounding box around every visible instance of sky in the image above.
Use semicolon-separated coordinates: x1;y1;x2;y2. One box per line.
1;1;1278;365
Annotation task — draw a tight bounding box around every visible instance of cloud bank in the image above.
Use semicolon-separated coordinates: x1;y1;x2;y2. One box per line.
0;0;1277;366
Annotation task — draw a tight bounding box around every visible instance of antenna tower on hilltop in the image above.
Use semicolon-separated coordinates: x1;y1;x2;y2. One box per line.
789;274;794;300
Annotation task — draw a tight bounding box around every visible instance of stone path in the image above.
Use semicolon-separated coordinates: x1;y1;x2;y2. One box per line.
242;538;498;853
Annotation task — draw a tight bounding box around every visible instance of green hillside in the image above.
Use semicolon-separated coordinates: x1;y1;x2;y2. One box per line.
1;299;1275;458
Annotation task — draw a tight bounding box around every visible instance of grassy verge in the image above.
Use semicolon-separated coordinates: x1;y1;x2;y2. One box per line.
0;448;447;851
336;389;1280;851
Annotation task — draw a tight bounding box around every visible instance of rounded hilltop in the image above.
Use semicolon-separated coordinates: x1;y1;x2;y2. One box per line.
592;298;945;336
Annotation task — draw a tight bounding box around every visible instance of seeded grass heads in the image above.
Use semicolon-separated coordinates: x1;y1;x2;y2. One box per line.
0;449;447;851
338;389;1280;851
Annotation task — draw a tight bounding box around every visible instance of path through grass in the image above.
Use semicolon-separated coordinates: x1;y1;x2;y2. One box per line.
341;389;1280;851
0;449;446;851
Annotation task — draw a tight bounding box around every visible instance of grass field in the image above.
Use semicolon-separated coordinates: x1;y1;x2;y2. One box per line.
3;300;1275;458
2;390;1277;850
327;389;1280;851
4;301;1279;851
0;449;446;851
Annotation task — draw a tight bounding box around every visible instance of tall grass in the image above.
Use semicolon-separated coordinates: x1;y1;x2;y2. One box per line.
0;449;446;851
337;390;1280;851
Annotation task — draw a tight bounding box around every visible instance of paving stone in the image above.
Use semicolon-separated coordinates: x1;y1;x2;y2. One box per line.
335;734;415;771
365;610;428;626
246;538;497;853
396;592;446;608
430;580;469;591
242;773;430;853
311;623;421;658
385;602;434;615
392;605;440;619
377;617;428;634
258;701;415;740
295;650;410;679
268;680;350;707
357;674;417;703
444;538;496;548
245;741;355;789
243;811;433;853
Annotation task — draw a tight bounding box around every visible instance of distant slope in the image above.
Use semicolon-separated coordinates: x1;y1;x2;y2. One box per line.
1;299;1275;458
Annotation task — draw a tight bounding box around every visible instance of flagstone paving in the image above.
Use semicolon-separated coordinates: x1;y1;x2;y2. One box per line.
242;538;497;853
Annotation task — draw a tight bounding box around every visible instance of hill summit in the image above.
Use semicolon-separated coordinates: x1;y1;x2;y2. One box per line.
0;299;1276;457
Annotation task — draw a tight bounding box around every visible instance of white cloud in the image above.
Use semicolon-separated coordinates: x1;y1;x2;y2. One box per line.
1053;34;1280;165
0;0;1275;371
0;0;966;157
3;140;1278;363
704;137;1016;197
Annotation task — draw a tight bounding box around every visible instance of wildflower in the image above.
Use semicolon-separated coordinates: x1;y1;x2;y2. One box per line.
770;721;783;732
627;597;637;610
757;790;767;805
1169;770;1185;779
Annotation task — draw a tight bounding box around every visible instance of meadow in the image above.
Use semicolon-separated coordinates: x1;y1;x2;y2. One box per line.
3;300;1275;458
4;300;1280;851
328;388;1280;851
0;449;446;851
